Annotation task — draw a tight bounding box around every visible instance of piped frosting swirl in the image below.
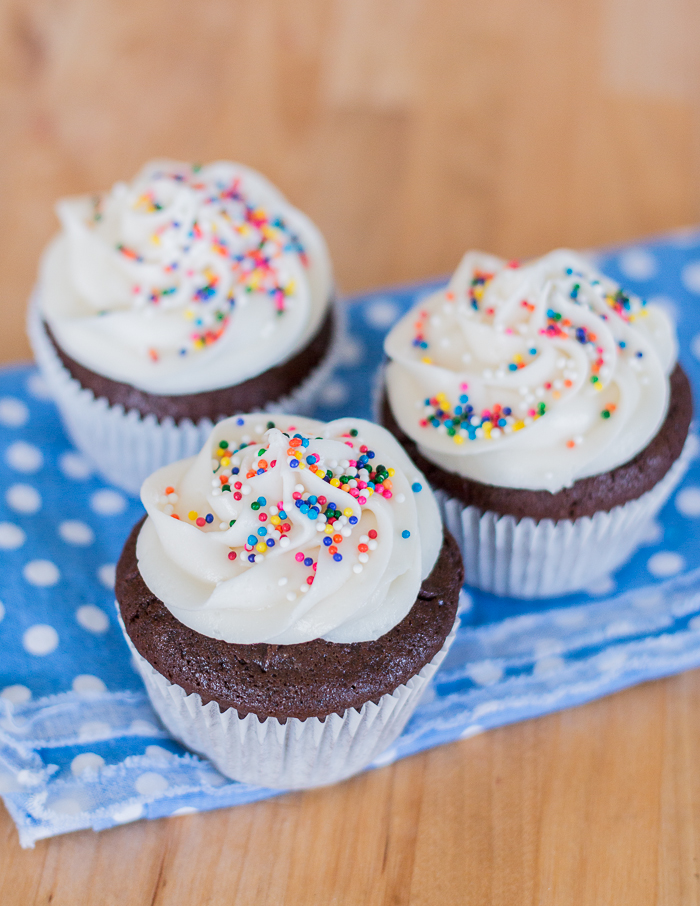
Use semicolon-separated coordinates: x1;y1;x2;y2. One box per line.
384;249;677;492
137;414;441;645
38;160;332;394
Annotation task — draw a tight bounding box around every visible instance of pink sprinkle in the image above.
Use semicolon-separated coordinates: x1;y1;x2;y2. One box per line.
292;492;302;500
384;491;392;500
375;487;384;497
295;552;304;562
348;459;357;467
196;517;206;527
358;496;367;505
357;481;367;489
349;488;359;498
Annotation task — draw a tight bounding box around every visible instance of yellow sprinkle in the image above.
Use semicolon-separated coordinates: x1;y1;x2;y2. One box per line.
594;383;603;392
299;462;306;469
188;510;197;520
325;524;334;534
315;469;325;478
388;468;395;476
271;515;281;526
513;421;525;431
221;457;231;466
453;435;464;445
294;451;302;459
421;357;432;364
343;508;353;517
255;542;267;553
483;423;492;438
330;478;340;487
367;488;374;495
552;391;560;400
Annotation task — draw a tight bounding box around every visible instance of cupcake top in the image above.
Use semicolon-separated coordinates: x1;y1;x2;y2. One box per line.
38;160;333;395
384;249;678;493
137;414;442;645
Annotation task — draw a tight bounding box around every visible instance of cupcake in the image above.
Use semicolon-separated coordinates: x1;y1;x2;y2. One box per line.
28;160;338;494
115;414;462;788
380;249;693;598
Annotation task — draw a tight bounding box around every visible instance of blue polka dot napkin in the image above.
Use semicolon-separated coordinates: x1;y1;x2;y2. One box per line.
4;229;700;847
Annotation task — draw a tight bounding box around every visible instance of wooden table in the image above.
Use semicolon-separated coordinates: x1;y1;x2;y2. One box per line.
2;1;700;902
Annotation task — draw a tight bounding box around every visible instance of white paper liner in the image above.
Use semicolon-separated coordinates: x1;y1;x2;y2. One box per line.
435;434;694;599
119;613;458;789
28;296;345;495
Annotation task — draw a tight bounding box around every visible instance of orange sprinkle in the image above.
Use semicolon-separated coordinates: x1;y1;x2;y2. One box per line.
258;459;268;469
566;440;576;449
246;470;256;479
171;514;180;519
165;486;174;495
289;438;302;447
564;379;573;388
328;545;338;555
333;534;343;544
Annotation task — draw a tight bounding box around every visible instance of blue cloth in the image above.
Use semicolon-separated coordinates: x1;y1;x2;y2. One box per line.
3;229;700;847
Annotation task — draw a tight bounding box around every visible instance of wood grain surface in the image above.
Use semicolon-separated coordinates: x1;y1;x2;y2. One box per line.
2;0;700;902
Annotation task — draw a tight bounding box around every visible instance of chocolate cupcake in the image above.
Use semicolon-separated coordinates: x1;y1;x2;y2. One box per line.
116;414;462;788
28;160;339;494
381;249;693;598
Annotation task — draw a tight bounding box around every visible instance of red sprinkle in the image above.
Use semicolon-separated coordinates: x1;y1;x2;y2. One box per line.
368;530;377;539
228;551;237;561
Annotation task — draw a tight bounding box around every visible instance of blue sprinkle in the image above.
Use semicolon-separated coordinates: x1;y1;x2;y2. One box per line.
295;500;303;509
498;419;506;427
304;557;313;567
333;553;343;562
508;363;517;371
290;460;298;469
278;510;287;519
247;535;257;546
328;502;336;510
302;438;310;448
411;482;422;493
266;538;275;547
529;348;537;355
323;537;332;547
300;504;309;515
231;467;240;475
257;527;267;537
636;351;643;358
367;451;375;459
256;468;265;475
236;418;245;426
258;497;266;506
248;554;256;563
402;530;411;539
308;495;318;505
306;455;315;464
309;506;319;516
459;394;468;404
503;407;511;416
205;514;214;523
349;516;358;525
619;340;626;349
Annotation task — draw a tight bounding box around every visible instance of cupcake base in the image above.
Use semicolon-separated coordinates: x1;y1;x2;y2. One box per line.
28;297;344;495
379;366;694;597
116;523;463;788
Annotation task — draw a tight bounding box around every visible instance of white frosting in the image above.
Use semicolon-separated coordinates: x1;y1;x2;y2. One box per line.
137;414;441;645
38;160;333;395
384;249;678;493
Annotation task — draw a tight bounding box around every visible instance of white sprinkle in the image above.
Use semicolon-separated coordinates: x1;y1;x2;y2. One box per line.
396;493;406;503
242;434;251;443
280;537;290;549
269;506;279;515
341;527;352;537
535;387;545;398
440;338;450;347
255;554;264;563
316;523;326;532
242;485;251;495
518;386;529;396
353;564;363;574
278;577;288;586
286;591;297;602
294;484;304;493
340;460;350;468
553;379;563;390
491;428;502;439
168;493;178;502
219;523;227;530
368;541;378;551
255;424;264;434
359;553;369;564
300;584;309;593
557;358;567;368
461;352;472;363
163;504;174;515
483;369;493;379
212;489;221;497
359;535;369;544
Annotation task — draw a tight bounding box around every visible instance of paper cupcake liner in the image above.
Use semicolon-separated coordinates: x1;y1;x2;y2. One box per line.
435;434;694;599
119;613;458;790
28;297;345;495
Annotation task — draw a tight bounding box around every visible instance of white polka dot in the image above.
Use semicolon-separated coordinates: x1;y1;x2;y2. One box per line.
1;685;31;704
638;519;663;546
670;227;700;248
466;661;503;686
90;489;127;515
145;745;172;762
585;575;617;596
5;441;43;473
79;721;112;741
0;773;19;794
682;261;700;294
320;380;348;406
339;337;364;366
688;615;700;631
457;589;473;614
0;600;4;622
98;563;116;589
0;522;26;550
23;624;59;656
198;770;227;788
48;797;85;816
26;372;52;399
371;747;399;768
112;802;144;824
23;559;60;587
59;451;93;480
632;591;664;610
72;674;107;697
618;248;657;281
76;605;109;634
17;769;43;787
6;484;41;514
533;656;566;676
459;724;484;740
129;719;160;735
71;752;105;777
597;648;628;673
553;609;587;628
171;806;199;816
364;298;400;329
686;434;700;461
135;772;169;796
676;486;700;517
534;638;564;658
59;520;94;546
0;397;29;427
647;551;685;578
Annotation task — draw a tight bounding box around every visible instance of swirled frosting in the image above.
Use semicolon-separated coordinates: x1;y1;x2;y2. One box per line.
38;160;333;395
137;414;441;645
384;249;678;493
